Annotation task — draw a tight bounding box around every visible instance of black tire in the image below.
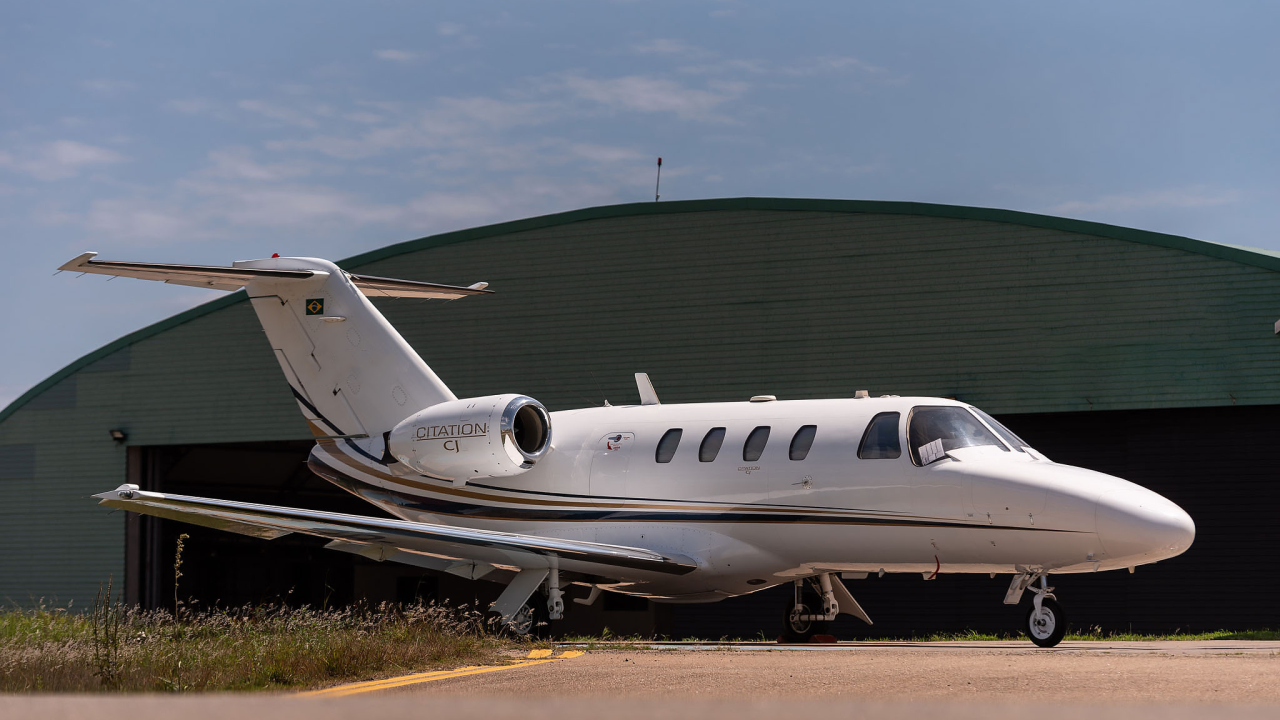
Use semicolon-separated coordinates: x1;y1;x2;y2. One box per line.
492;592;551;638
781;594;829;643
1024;597;1067;648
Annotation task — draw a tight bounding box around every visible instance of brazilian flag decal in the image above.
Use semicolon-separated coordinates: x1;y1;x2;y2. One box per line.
305;298;324;315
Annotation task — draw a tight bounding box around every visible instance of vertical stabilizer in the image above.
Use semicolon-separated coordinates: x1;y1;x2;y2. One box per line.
238;257;456;448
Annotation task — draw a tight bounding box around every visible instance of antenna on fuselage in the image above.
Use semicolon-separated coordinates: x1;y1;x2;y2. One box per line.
635;373;660;405
589;370;608;407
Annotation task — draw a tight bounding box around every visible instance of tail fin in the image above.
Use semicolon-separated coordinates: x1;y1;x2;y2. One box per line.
60;252;490;445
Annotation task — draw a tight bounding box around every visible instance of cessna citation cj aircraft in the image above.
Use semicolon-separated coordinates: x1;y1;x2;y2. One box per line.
63;252;1196;647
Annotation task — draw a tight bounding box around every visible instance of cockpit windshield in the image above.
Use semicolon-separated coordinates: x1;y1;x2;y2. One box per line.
908;406;1008;465
970;407;1033;452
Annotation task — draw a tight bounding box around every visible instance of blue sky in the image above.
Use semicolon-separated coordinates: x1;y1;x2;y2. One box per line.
3;1;1278;408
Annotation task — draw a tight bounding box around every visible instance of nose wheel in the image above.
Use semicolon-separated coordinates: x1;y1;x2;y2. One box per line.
1006;570;1068;647
1024;596;1066;647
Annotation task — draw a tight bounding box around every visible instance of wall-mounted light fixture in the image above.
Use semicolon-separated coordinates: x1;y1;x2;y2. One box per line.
109;429;127;443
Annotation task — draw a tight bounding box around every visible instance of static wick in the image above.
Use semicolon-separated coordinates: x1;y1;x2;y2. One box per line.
655;157;662;202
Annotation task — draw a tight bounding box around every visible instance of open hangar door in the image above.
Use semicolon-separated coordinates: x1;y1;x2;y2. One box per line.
123;440;446;612
120;440;664;635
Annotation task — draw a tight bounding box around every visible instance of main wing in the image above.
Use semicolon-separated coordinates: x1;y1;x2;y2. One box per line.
60;252;492;299
95;484;697;577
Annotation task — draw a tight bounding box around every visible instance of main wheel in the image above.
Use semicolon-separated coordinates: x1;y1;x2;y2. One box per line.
494;592;551;638
1024;597;1067;648
782;595;829;643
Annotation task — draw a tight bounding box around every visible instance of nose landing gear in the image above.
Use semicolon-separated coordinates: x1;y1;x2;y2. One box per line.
1006;571;1067;647
1026;596;1066;648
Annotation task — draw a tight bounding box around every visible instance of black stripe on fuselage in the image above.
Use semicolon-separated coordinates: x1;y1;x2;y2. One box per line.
289;387;388;466
308;454;1086;532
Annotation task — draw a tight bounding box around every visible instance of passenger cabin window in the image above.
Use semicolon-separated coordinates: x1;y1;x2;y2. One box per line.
908;406;1008;466
858;412;901;459
699;428;726;462
971;407;1030;452
655;429;682;463
789;425;817;461
743;426;771;462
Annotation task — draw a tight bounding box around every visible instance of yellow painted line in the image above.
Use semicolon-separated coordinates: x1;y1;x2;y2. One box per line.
526;648;553;659
299;650;582;698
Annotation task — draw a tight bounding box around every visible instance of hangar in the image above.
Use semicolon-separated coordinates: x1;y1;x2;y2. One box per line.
2;197;1278;636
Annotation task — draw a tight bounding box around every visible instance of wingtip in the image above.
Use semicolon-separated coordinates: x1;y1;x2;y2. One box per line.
94;483;139;501
58;251;98;273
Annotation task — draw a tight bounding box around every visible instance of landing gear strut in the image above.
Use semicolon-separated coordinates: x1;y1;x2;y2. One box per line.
782;576;836;643
1006;571;1067;648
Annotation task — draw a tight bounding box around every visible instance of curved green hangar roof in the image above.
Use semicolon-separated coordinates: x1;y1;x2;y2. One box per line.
6;196;1280;427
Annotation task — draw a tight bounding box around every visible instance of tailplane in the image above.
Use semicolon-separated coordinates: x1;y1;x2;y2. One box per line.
59;252;490;450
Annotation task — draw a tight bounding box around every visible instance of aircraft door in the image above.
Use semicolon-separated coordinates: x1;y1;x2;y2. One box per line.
590;432;633;497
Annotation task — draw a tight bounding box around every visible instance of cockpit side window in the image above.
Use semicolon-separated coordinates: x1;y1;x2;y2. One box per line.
858;412;901;459
970;407;1030;452
908;406;1008;466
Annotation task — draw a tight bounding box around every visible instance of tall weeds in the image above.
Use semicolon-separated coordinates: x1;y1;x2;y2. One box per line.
90;579;124;690
0;599;519;693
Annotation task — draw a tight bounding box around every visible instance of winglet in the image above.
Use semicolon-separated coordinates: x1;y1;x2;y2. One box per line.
59;251;98;272
635;373;660;405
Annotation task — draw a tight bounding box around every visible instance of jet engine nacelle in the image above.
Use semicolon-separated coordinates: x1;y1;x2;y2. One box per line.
387;394;551;482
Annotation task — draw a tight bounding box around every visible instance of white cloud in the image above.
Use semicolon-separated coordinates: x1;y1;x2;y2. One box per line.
204;147;316;182
82;79;136;95
437;22;464;36
344;112;384;124
569;143;646;164
782;56;893;77
630;39;711;58
237;99;321;128
192;182;403;228
86;198;197;241
562;74;746;122
375;49;417;63
1050;187;1242;215
0;140;127;181
269;96;559;160
165;97;220;115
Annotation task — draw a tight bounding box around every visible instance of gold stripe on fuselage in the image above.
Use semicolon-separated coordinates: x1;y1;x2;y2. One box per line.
313;442;1004;527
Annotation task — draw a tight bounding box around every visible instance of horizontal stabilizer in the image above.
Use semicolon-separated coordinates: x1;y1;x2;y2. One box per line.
59;252;492;299
345;272;493;299
95;484;697;576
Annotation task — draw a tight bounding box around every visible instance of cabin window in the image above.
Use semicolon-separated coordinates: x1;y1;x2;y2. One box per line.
788;425;817;461
699;427;726;462
858;412;901;459
655;428;682;463
743;426;771;462
908;406;1008;466
970;407;1030;452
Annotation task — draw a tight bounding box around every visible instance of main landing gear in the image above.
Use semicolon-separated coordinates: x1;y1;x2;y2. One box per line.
1005;571;1067;648
782;573;868;643
489;564;567;638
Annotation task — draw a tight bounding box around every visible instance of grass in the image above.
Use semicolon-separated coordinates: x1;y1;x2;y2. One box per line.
0;592;540;693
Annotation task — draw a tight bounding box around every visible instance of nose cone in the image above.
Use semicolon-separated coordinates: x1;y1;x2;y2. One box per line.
1096;483;1195;564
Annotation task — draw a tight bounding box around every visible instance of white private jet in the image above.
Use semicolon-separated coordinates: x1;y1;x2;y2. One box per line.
65;252;1195;647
